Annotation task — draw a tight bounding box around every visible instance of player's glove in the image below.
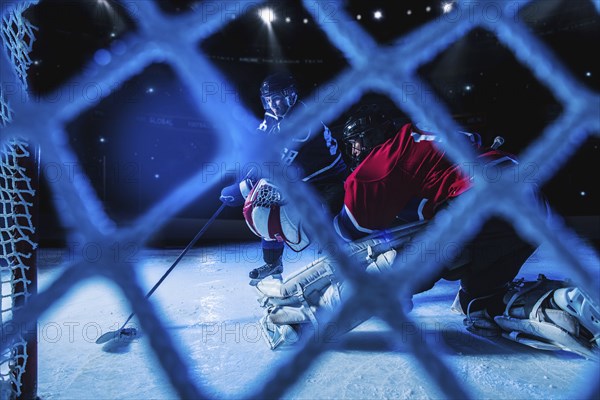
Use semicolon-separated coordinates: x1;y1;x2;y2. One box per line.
219;178;255;207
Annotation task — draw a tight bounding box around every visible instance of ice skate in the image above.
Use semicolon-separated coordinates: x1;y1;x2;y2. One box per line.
464;309;503;338
249;260;283;286
494;274;600;359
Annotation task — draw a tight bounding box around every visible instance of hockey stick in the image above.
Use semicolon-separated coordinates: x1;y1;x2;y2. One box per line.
96;203;227;344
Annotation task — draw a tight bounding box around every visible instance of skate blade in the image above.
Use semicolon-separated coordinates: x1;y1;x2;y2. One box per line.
501;331;562;351
495;316;599;360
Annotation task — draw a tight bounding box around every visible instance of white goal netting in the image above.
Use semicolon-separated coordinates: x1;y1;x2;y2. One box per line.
0;0;599;399
0;1;38;399
0;140;37;400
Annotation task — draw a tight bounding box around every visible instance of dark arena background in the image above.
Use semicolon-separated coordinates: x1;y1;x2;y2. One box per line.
24;0;599;246
1;1;598;399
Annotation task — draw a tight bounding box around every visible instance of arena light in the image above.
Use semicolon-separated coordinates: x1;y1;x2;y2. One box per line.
442;2;454;14
258;7;276;24
373;10;383;20
95;0;111;9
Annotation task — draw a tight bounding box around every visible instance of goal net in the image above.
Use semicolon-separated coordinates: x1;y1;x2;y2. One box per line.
0;2;38;399
0;140;38;400
0;1;598;399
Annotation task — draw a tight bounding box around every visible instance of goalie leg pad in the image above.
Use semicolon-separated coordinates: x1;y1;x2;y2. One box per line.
268;304;315;326
261;277;341;329
259;315;299;350
365;249;397;274
255;221;430;350
254;255;346;349
255;256;339;307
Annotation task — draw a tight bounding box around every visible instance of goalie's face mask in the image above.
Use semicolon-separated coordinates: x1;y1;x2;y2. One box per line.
343;105;394;169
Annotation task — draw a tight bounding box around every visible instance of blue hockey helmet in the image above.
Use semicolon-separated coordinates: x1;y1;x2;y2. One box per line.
260;72;298;117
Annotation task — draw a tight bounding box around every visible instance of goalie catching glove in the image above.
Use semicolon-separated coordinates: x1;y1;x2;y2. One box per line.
243;178;310;252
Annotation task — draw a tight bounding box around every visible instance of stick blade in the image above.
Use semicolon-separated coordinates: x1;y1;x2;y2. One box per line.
96;330;119;344
96;327;138;344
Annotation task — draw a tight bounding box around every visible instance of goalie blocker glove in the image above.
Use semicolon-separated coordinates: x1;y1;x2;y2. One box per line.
219;177;256;207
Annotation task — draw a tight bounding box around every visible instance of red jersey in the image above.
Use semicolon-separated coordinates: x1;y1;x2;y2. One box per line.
343;123;514;232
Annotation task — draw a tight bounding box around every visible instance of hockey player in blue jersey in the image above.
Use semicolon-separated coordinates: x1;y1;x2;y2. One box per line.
219;72;347;285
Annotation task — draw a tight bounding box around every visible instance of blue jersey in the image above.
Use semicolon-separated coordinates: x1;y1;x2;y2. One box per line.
257;102;347;184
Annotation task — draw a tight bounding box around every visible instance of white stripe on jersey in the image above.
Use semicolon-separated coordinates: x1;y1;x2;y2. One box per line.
343;204;374;234
417;198;428;221
302;153;343;182
485;155;518;167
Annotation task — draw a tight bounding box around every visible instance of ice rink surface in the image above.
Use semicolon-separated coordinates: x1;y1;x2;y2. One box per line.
37;238;599;399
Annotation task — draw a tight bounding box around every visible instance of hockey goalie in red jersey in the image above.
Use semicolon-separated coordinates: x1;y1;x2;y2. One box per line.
334;104;516;240
253;103;599;359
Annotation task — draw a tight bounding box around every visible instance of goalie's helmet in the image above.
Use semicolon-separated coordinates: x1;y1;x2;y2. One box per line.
342;103;395;169
260;72;298;117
